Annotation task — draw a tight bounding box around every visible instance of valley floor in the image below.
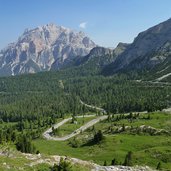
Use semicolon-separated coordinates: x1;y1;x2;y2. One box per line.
32;111;171;170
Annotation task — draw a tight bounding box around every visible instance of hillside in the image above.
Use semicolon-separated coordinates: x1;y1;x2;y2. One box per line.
0;54;171;170
102;18;171;80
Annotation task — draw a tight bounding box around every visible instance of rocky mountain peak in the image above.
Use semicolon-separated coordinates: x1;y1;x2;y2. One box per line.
89;47;113;57
0;24;96;76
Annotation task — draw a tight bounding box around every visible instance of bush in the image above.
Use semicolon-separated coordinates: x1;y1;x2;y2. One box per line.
93;130;104;144
16;134;37;153
51;157;72;171
123;151;133;166
156;162;161;170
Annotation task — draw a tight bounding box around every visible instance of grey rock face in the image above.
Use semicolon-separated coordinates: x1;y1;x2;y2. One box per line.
112;18;171;72
88;47;113;57
113;42;130;56
51;46;116;71
0;24;96;76
93;165;155;171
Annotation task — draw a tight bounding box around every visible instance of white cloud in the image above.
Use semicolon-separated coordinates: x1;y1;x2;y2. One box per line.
79;22;87;29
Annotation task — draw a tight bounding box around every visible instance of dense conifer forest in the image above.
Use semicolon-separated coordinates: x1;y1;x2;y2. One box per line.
0;67;171;154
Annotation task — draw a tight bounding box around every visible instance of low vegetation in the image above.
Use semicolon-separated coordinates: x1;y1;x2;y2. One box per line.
52;116;96;137
34;112;171;170
0;70;171;170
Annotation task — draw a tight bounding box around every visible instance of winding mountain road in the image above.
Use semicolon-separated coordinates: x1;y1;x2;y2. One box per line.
80;100;107;114
43;101;107;141
43;115;107;141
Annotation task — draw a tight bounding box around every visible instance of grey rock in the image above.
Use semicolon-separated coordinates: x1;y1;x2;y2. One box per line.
111;18;171;72
93;165;155;171
0;23;96;76
89;46;113;57
113;42;130;56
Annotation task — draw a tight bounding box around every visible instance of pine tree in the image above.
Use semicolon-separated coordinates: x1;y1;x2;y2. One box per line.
123;151;133;166
111;158;117;165
156;162;161;170
52;157;72;171
93;130;103;143
103;160;107;166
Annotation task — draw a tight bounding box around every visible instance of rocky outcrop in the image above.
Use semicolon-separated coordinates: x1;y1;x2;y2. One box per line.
93;165;155;171
107;18;171;74
54;46;117;72
0;24;96;76
113;42;130;56
88;47;114;57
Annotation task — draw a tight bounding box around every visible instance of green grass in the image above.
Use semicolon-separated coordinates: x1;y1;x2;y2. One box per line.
0;144;91;171
33;112;171;170
56;116;96;137
32;162;91;171
34;134;171;170
91;112;171;132
0;155;90;171
0;145;31;171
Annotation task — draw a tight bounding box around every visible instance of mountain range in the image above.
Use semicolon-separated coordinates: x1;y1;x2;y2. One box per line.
104;18;171;73
0;23;96;76
1;18;171;80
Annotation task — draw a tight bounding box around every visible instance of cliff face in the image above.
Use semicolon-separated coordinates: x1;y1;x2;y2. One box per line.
0;24;96;76
107;18;171;73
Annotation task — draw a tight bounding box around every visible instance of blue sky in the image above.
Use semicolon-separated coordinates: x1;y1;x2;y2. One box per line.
0;0;171;49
